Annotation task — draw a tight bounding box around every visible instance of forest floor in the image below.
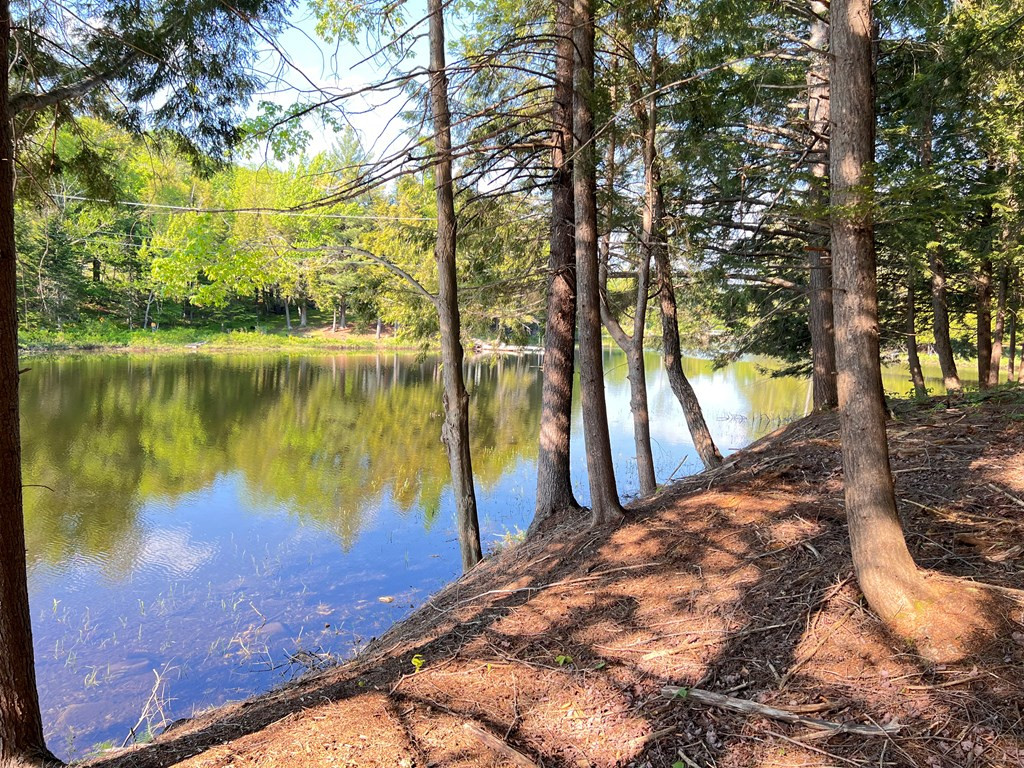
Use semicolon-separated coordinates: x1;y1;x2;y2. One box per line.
86;388;1024;768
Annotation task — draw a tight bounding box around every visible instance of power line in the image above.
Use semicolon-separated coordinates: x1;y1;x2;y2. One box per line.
59;195;434;222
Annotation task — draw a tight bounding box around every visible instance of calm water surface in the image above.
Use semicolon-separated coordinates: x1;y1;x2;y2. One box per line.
20;350;959;757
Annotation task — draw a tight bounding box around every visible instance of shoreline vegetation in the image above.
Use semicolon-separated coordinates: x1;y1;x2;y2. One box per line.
82;387;1024;768
18;323;963;373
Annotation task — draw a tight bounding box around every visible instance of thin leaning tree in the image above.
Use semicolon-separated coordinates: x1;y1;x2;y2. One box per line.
428;0;483;569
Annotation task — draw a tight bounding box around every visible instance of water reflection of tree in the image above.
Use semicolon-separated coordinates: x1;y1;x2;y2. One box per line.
20;354;542;569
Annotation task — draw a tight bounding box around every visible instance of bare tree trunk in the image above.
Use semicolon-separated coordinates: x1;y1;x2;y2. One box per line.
533;0;581;527
598;50;657;498
284;298;292;330
977;241;993;389
1009;270;1018;381
429;0;482;568
928;248;961;392
339;297;347;329
376;316;382;339
574;0;623;526
299;299;308;328
830;0;923;628
906;268;927;399
0;4;57;762
989;263;1007;387
806;0;838;410
920;110;961;392
1009;304;1017;382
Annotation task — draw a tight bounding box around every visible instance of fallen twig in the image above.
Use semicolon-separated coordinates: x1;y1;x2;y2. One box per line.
463;723;540;768
661;686;900;737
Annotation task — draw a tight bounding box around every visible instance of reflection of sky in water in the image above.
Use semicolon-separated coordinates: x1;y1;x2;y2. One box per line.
20;350;961;759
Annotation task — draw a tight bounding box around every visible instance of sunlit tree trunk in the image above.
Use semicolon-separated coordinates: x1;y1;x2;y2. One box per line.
284;298;292;330
0;3;57;763
429;0;482;568
533;0;581;527
831;0;922;625
574;0;623;526
299;298;308;328
599;49;657;498
652;202;722;469
806;0;838;410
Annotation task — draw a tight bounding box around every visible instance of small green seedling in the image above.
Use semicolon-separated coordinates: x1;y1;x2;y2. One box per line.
411;654;426;673
555;654;573;667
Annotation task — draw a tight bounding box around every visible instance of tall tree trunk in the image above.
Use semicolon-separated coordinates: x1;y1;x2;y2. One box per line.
91;257;100;283
806;0;838;410
830;0;923;628
533;0;581;527
920;109;961;392
906;268;927;399
1009;270;1018;381
977;256;993;388
574;0;624;526
989;263;1007;387
376;316;383;339
0;3;56;763
1008;302;1016;382
928;247;961;392
339;297;347;329
284;298;292;330
299;299;308;328
429;0;482;568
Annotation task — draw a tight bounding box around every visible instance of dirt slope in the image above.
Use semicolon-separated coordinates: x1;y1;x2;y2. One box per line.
88;391;1024;768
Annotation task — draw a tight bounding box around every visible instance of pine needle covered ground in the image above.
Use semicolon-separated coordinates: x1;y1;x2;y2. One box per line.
88;390;1024;768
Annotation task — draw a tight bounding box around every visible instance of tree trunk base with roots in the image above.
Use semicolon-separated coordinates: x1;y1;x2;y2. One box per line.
865;569;1008;663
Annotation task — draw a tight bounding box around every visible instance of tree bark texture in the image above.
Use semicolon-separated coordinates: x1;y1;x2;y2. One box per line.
919;110;961;393
830;0;922;625
533;0;581;527
0;2;57;763
989;262;1007;387
928;247;961;392
652;213;722;469
598;63;657;499
977;254;993;389
573;0;624;526
429;0;482;569
906;269;927;399
806;0;838;410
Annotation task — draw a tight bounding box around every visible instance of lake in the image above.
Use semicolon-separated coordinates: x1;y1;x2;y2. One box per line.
19;349;958;758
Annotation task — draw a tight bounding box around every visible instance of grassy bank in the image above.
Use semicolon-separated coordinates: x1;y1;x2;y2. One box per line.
18;321;429;355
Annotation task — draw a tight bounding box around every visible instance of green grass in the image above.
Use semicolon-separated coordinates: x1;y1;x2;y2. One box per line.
18;319;429;354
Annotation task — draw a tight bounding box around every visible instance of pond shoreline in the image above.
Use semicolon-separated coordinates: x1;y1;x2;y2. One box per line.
81;389;1024;768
